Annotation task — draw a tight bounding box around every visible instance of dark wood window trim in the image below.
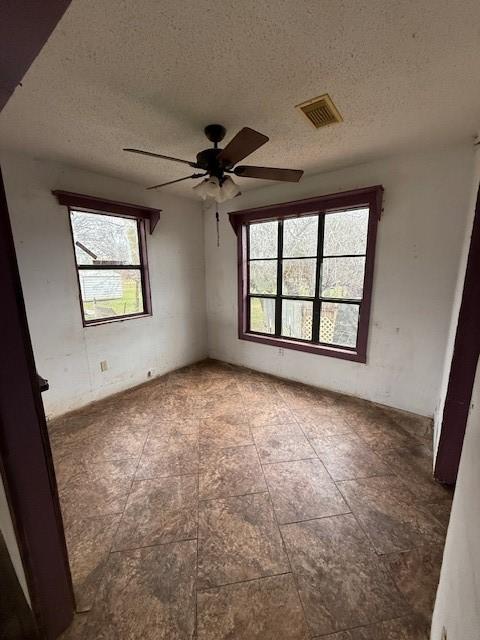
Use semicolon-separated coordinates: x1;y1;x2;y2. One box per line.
52;190;157;327
229;186;383;363
52;190;161;233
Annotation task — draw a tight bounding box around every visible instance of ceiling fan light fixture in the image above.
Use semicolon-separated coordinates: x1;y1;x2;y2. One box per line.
219;176;241;201
192;175;241;203
193;176;220;200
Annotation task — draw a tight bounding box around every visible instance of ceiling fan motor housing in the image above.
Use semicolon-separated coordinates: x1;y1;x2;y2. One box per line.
196;148;226;178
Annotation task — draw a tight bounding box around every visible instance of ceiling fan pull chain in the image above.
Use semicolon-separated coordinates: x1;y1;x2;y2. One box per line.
216;206;220;248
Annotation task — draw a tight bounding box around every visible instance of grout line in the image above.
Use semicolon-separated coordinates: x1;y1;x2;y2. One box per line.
260;455;318;465
310;612;422;638
199;490;269;503
276;511;353;527
109;536;199;555
196;570;293;593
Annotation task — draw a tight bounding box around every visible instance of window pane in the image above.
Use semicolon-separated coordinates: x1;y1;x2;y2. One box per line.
249;297;276;334
79;269;144;321
282;258;316;296
324;208;369;256
320;302;359;348
249;260;277;294
249;221;278;259
282;299;313;340
71;211;140;265
321;256;365;300
283;216;318;257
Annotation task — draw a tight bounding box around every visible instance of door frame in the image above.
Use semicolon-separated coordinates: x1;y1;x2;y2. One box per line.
0;169;75;638
1;2;75;638
434;183;480;484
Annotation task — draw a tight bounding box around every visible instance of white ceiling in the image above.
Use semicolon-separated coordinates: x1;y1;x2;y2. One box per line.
1;0;480;198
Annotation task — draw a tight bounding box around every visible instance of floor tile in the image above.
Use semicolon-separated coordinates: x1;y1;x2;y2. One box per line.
253;423;316;464
383;544;444;621
112;475;197;550
136;433;199;478
49;421;104;463
78;541;196;639
353;421;416;451
343;405;392;430
171;374;239;396
146;417;200;437
379;446;453;501
425;499;453;527
150;391;199;421
59;472;132;520
242;397;295;428
194;393;247;420
199;416;253;450
199;445;266;499
275;381;335;411
96;407;156;432
281;514;407;636
51;450;84;486
64;514;120;612
384;406;433;442
317;614;429;639
309;433;392;481
197;574;309;639
295;408;353;438
338;476;446;554
345;405;424;450
263;459;350;523
58;613;90;639
237;379;284;401
198;493;289;589
82;458;138;483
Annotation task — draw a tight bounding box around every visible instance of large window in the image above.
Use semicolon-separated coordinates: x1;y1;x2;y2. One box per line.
230;186;383;362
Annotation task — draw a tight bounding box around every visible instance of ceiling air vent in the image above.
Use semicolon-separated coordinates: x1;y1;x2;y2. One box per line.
296;94;343;129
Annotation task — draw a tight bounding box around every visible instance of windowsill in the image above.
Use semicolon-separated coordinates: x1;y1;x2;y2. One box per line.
83;312;152;327
239;331;366;363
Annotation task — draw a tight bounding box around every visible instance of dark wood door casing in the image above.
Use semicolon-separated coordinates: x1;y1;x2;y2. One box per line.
1;1;75;638
434;184;480;484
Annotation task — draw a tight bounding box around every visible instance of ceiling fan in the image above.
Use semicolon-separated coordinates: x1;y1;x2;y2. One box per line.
124;124;304;203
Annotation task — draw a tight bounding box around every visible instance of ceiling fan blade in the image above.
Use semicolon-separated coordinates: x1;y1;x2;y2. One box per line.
124;148;197;167
218;128;269;167
234;165;304;182
146;173;206;190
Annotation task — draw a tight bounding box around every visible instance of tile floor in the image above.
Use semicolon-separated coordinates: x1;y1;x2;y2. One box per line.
50;360;453;639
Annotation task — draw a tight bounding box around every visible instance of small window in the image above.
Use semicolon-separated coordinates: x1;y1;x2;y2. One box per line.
69;210;151;325
231;186;382;363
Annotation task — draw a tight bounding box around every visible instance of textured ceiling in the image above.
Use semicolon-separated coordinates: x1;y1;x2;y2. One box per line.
1;0;480;198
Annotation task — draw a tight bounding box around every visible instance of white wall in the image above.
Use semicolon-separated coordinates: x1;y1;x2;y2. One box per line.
1;152;207;418
433;145;480;451
205;145;474;417
430;361;480;640
0;476;30;604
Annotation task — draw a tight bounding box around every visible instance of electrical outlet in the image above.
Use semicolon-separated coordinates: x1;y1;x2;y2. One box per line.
441;627;447;640
100;360;108;372
147;369;155;378
278;348;284;357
